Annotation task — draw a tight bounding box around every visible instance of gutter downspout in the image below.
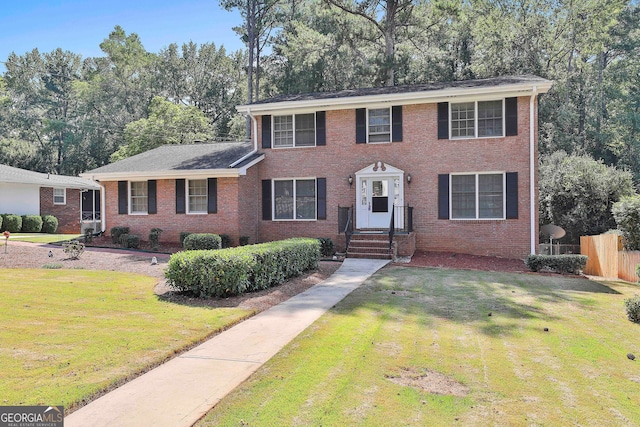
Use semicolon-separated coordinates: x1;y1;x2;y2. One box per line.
229;108;259;169
99;182;106;233
530;86;538;255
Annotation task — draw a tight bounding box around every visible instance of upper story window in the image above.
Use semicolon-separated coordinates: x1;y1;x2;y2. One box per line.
450;100;504;139
130;181;148;214
188;179;207;214
451;173;504;220
273;113;316;148
368;108;391;143
53;188;66;205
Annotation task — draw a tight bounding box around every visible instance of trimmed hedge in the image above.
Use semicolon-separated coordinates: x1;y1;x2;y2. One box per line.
166;238;321;298
525;254;587;274
110;226;130;244
21;215;43;233
179;232;192;245
41;215;58;234
149;228;163;251
119;233;140;249
183;233;222;251
2;214;22;233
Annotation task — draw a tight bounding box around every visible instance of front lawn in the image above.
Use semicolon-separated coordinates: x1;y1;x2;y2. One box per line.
0;269;252;411
198;267;640;426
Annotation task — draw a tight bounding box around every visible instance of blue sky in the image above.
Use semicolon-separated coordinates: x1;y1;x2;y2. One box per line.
0;0;245;71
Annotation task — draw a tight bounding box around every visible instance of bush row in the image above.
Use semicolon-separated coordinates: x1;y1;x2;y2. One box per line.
524;254;588;274
0;214;58;233
165;238;321;298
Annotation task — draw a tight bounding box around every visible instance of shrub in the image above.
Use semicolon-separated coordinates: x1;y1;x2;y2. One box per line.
84;228;94;243
239;236;250;246
612;195;640;250
63;240;85;259
21;215;43;233
183;233;222;250
120;234;140;249
317;237;335;257
637;264;640;283
149;228;163;251
110;226;130;244
41;215;58;234
166;238;321;298
525;254;587;274
42;263;63;269
179;232;192;245
220;234;232;248
624;296;640;323
2;214;22;233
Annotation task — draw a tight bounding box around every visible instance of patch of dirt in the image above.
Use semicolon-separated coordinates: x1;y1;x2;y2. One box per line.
385;366;469;397
400;251;527;273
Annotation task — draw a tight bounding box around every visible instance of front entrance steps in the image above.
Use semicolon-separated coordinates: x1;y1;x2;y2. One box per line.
347;232;393;260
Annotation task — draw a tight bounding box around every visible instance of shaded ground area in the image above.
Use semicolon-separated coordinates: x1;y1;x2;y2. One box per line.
401;250;527;273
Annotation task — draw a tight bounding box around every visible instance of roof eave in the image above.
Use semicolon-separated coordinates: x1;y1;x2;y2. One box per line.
81;168;243;182
237;81;553;114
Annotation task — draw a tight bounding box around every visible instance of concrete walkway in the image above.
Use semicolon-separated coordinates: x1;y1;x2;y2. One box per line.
65;258;389;427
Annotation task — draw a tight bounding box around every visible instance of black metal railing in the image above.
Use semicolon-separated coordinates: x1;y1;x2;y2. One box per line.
338;205;354;251
389;205;413;251
388;207;395;251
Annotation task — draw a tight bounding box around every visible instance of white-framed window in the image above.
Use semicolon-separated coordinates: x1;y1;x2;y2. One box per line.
368;108;391;143
129;181;148;214
273;114;316;148
273;178;316;220
450;100;504;138
187;179;207;214
451;173;505;220
53;188;66;205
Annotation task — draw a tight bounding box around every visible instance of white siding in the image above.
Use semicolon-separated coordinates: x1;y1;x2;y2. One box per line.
0;183;40;214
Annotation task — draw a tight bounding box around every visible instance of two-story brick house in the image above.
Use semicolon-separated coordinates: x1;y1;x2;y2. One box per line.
83;75;552;259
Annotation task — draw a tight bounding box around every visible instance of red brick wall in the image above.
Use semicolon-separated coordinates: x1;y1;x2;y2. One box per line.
40;187;82;233
102;178;251;244
254;95;538;259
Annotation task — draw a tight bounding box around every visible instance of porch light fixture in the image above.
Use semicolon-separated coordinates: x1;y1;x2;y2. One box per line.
407;174;412;185
348;175;353;187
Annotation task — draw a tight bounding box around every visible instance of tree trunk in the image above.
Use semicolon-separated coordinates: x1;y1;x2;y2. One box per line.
245;0;255;139
384;0;397;86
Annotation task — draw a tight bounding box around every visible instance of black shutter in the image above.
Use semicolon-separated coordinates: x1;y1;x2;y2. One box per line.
262;115;272;148
506;172;518;219
437;102;449;140
355;108;366;144
207;178;218;214
148;180;157;214
316;111;326;146
262;180;272;220
505;97;518;136
118;181;127;214
317;178;326;220
392;105;403;142
175;179;185;214
438;174;450;219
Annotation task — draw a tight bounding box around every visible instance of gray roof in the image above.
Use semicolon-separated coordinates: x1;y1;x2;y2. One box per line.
0;164;100;189
251;75;551;105
85;142;255;175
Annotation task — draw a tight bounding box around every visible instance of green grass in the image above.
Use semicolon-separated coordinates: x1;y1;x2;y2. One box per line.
198;267;640;426
0;269;252;410
8;233;83;243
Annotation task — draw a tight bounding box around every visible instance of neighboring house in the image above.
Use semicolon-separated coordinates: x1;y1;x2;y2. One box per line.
0;164;101;233
83;75;552;258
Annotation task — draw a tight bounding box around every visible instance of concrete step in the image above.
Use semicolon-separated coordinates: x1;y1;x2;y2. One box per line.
346;252;392;260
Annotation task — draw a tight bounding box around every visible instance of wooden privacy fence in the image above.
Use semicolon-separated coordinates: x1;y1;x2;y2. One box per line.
580;234;640;282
